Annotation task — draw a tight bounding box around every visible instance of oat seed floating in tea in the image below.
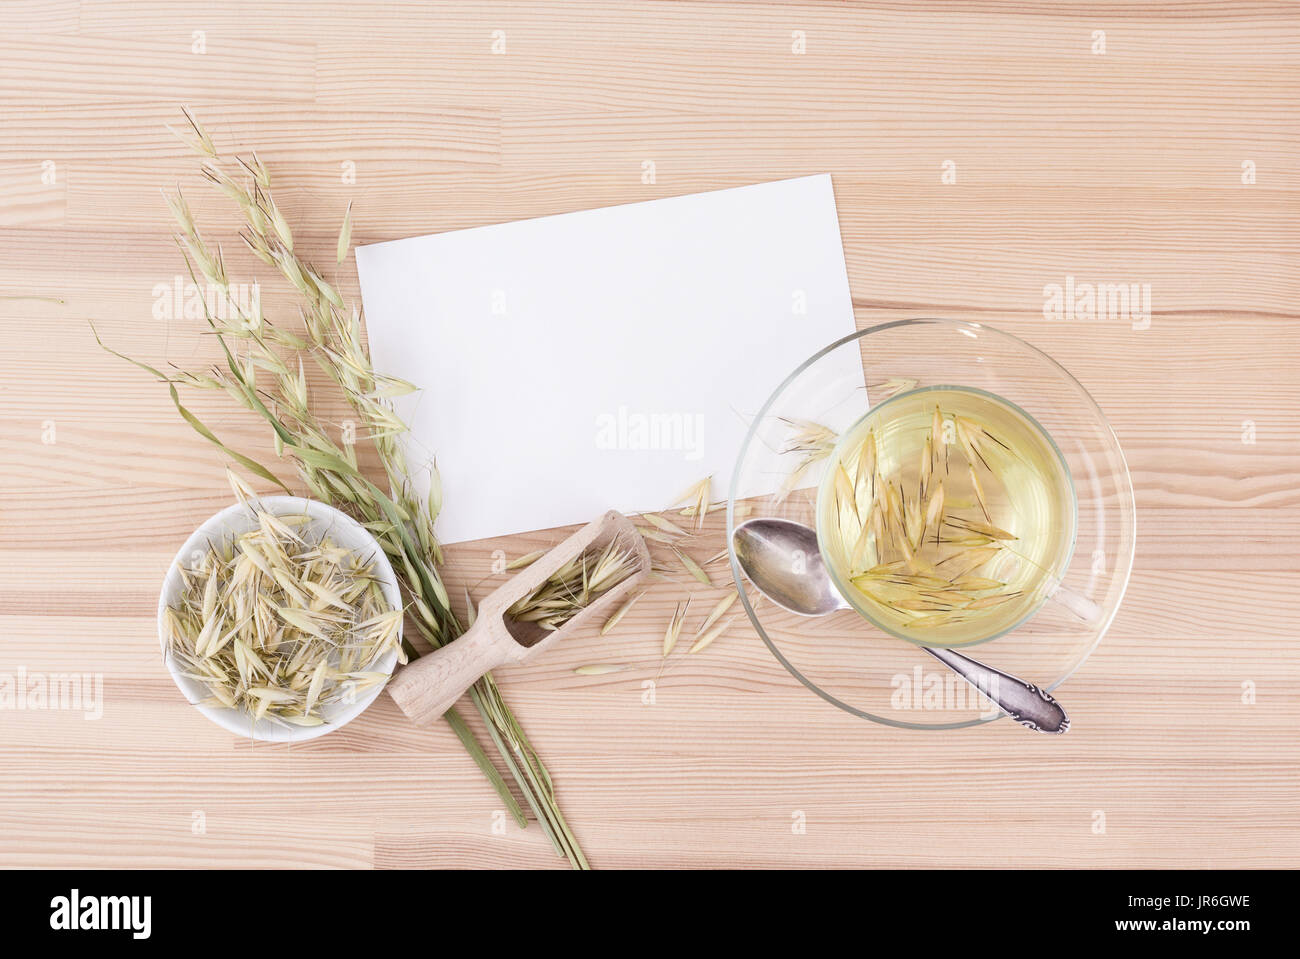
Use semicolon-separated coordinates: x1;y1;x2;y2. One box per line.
816;386;1077;647
387;511;649;725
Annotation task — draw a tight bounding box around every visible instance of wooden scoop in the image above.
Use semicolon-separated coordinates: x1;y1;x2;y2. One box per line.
386;510;649;726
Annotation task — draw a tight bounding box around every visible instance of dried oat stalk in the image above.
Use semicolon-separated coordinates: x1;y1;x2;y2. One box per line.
100;109;589;868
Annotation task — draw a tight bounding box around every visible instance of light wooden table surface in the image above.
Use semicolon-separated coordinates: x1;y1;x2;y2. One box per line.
2;1;1298;869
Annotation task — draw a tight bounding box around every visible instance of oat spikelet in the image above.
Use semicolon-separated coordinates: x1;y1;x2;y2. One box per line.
600;590;645;635
778;418;838;499
965;591;1021;610
692;591;738;641
923;480;945;548
918;434;933;502
946;515;1017;541
951;576;1004;591
936;546;1001;579
336;200;353;265
573;663;629;675
671;476;714;530
505;549;545;570
969;463;991;521
642;512;689;538
673;547;712;586
662;600;690;657
689;614;737;654
873;377;918;399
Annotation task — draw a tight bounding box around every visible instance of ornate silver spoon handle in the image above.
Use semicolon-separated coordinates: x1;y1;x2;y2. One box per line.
923;646;1070;733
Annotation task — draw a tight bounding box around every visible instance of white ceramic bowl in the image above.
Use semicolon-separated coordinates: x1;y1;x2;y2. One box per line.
157;495;403;743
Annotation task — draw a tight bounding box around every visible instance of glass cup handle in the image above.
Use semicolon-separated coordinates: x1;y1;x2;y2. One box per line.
1047;583;1102;623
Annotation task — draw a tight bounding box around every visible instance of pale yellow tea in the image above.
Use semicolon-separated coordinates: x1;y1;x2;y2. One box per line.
816;386;1076;646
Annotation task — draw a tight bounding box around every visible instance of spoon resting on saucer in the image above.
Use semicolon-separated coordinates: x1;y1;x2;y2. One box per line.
732;517;1069;734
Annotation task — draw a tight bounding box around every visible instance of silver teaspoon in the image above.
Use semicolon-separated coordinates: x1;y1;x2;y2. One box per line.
732;518;1069;734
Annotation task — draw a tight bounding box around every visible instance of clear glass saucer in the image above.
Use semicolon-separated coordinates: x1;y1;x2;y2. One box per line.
726;319;1136;729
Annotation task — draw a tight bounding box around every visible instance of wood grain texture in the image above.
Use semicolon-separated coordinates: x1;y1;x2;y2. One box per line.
1;0;1298;869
